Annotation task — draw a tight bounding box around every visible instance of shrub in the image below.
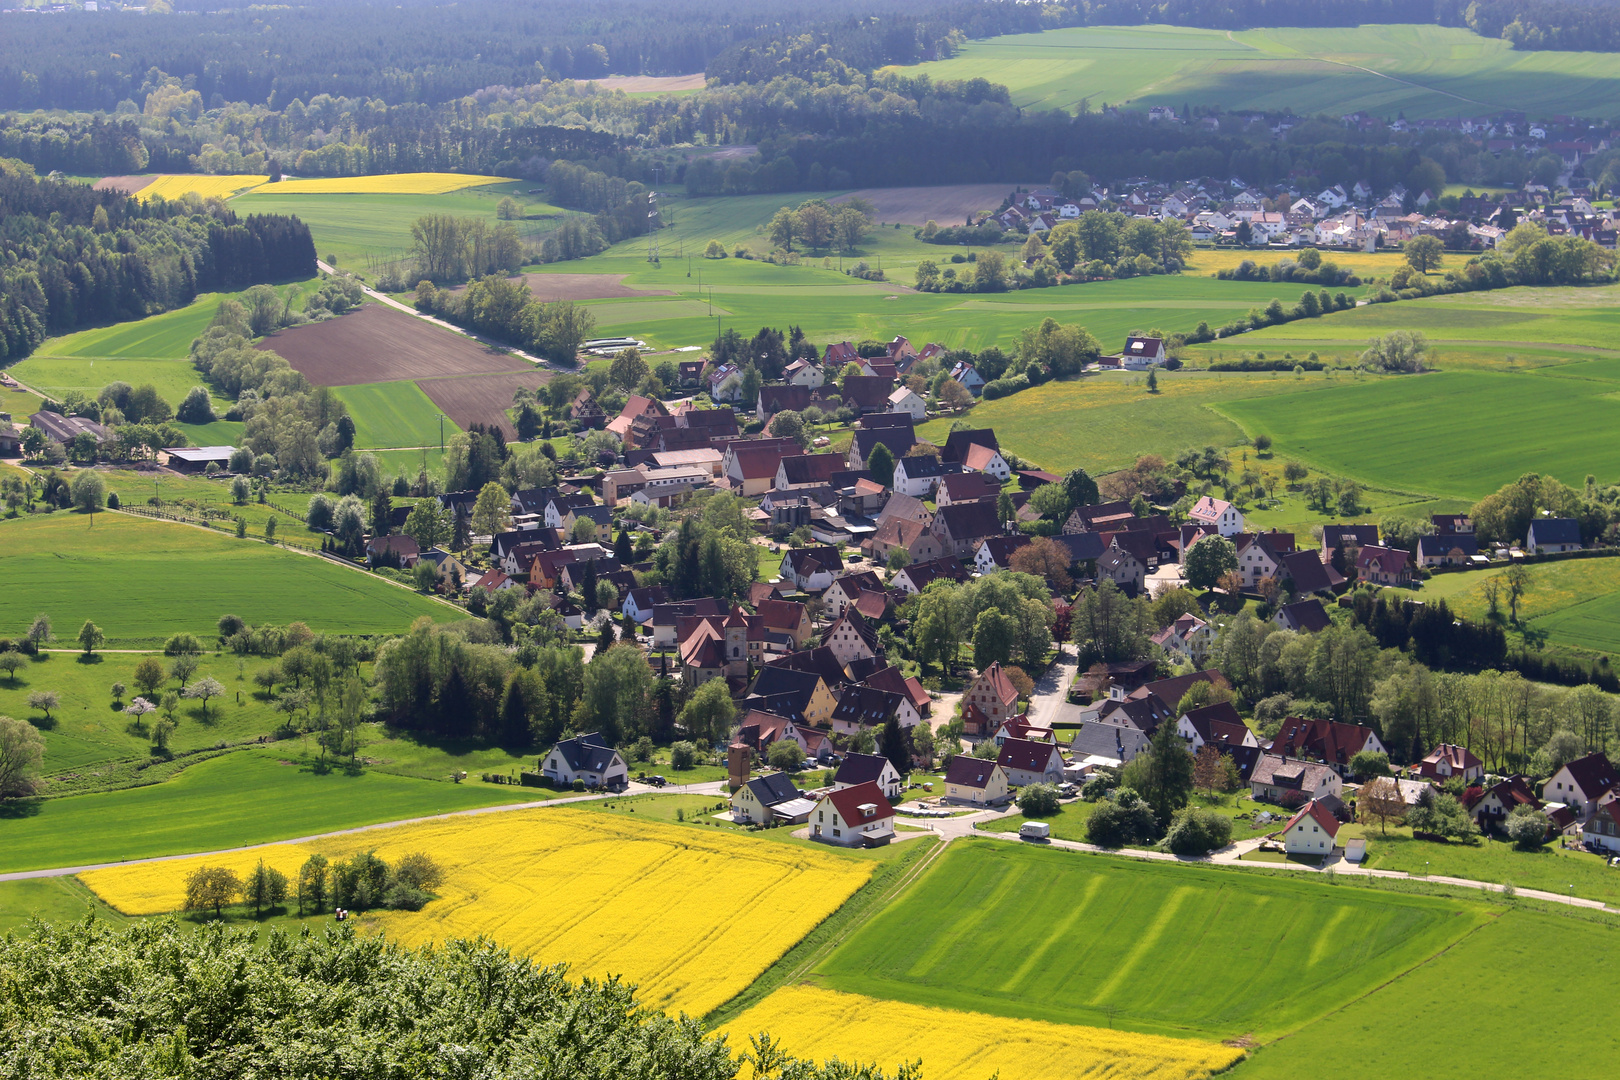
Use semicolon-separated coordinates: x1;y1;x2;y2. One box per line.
1016;782;1061;818
1164;807;1233;855
669;741;699;769
1505;807;1550;849
163;633;203;656
1084;788;1159;847
1278;789;1308;811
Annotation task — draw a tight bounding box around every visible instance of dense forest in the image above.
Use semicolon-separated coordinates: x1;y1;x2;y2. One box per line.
0;161;316;363
2;0;1617;115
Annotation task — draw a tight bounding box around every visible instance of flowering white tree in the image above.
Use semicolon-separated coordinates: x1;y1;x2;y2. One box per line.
182;677;226;720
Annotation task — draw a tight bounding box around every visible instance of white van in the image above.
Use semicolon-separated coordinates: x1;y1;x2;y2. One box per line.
1019;821;1050;841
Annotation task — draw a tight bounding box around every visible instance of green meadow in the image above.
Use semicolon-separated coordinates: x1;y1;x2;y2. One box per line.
0;749;532;874
1427;557;1620;654
0;511;461;647
896;23;1620;119
813;841;1485;1040
333;380;458;449
1232;910;1617;1078
231;182;570;270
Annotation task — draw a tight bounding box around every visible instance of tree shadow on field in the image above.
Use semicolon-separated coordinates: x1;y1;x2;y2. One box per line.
75;654;104;666
27;713;57;732
0;798;44;819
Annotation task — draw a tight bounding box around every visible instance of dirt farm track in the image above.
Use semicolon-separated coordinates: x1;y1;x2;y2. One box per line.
258;304;535;385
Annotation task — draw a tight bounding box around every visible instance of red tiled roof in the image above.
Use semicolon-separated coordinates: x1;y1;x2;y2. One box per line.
823;779;895;823
1284;799;1340;839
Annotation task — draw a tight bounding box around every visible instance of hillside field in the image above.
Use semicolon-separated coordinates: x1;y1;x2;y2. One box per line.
894;23;1620;119
812;841;1484;1040
1425;557;1620;654
0;750;533;874
0;511;461;647
333;379;457;449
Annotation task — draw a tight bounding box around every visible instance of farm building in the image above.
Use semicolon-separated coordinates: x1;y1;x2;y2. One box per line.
163;446;237;473
30;411;108;444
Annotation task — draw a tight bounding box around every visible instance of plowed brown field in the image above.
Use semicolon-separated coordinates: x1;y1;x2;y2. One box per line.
259;304;533;385
419;371;551;440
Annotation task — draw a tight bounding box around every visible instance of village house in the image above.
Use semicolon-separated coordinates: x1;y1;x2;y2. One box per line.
943;429;1011;481
1176;701;1259;754
943;756;1010;806
1281;799;1340;856
1274;598;1331;633
783;358;824;387
1097;548;1145;593
541;732;629;791
723;441;802;497
1188;495;1244;537
962;662;1020;735
1464;776;1542;831
1356;544;1413;587
621;585;668;624
868;516;943;565
1270;718;1387;777
1583;801;1620;854
1541;752;1617;818
1119;335;1167;370
729;773;815;825
823;572;884;619
822;608;881;667
931;500;1004;557
830;684;913;736
776;452;844;491
748;664;838;729
935;471;1002;508
890;555;970;595
996;737;1065;787
811;780;896;846
1150;612;1214;667
887;386;928;421
832;752;905;800
1415;532;1480;568
1280;550;1346;597
1526;517;1583;555
779;546;844;591
949;360;986;395
1250;754;1344;803
1415;743;1484;784
366;533;421;569
892;454;956;498
974;535;1031;574
848;425;916;470
755;597;813;648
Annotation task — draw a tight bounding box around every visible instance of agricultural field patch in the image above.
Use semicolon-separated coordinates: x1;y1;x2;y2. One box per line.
896;24;1620;119
830;184;1028;226
259;304;534;385
1231;910;1614;1078
265;172;515;195
417;371;550;440
33;292;243;360
332;380;460;449
720;985;1244;1080
0;511;461;647
231;185;567;270
8;356;229;416
916;368;1305;477
813;841;1485;1040
80;807;873;1017
1212;368;1620;501
133;174;269;201
0;750;532;875
91;175;155;195
480;272;674;301
594;74;707;92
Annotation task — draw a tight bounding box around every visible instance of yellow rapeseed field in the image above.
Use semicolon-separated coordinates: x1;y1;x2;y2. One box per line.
79;808;871;1017
265;172;514;195
137;174;270;201
719;986;1246;1080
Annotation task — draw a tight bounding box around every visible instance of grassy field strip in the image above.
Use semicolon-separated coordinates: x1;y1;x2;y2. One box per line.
0;511;460;646
332;380;460;449
0;750;534;875
895;24;1620;119
812;841;1488;1040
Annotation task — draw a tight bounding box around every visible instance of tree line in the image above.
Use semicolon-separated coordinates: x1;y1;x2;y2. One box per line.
412;278;596;366
0;162;315;364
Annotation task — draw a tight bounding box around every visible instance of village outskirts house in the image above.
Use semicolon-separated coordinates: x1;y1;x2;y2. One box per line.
541;732;629;791
1526;517;1583;555
811;779;896;847
996;737;1065;787
1188;496;1245;537
1416;743;1484;784
729;773;816;825
1150;612;1214;666
1249;754;1344;803
832;752;905;800
1356;544;1413;587
1281;799;1341;856
887;386;928;421
943;756;1010;806
1583;801;1620;854
1119;335;1167;370
1541;752;1617;819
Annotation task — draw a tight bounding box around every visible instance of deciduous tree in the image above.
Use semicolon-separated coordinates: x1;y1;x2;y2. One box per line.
183;865;242;919
0;715;46;797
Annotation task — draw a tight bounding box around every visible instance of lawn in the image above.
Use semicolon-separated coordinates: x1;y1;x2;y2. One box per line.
979;792;1279;845
0;511;461;647
812;840;1486;1040
1230;909;1617;1078
1420;556;1620;653
895;23;1620;120
333;380;459;449
1350;826;1620;907
0;877;131;934
0;748;534;874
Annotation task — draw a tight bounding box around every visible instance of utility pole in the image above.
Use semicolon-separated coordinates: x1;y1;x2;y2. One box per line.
439;414;446;452
647;165;662;264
